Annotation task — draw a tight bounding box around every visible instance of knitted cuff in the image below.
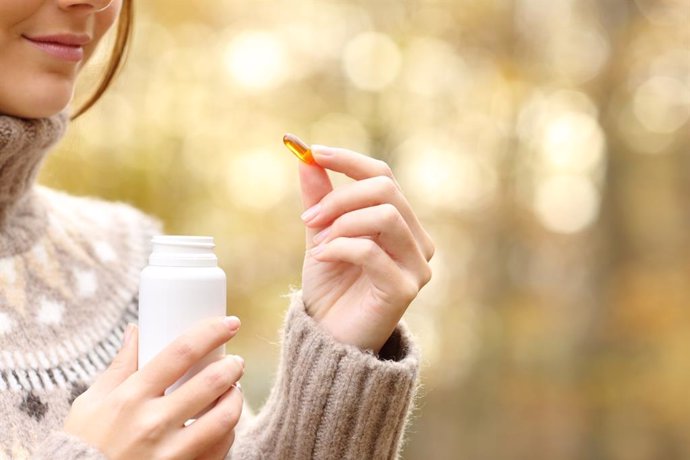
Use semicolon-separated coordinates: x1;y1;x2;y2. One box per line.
232;291;420;460
33;431;106;460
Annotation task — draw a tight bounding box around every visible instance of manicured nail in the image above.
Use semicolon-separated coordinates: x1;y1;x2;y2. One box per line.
123;323;135;347
312;227;331;245
224;316;241;331
301;204;321;222
311;145;332;157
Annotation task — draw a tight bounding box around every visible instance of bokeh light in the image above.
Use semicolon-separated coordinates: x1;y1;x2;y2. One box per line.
633;76;690;135
224;148;291;211
224;31;289;90
539;112;605;174
396;136;496;212
343;32;402;91
534;175;600;234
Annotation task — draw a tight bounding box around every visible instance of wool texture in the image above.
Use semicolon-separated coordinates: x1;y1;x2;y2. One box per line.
0;112;420;459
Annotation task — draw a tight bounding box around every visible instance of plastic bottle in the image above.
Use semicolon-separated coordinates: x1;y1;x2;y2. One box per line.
138;235;227;394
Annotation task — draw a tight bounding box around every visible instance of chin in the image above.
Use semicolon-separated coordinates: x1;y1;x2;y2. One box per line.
24;89;74;119
0;78;74;119
24;99;72;119
0;97;72;119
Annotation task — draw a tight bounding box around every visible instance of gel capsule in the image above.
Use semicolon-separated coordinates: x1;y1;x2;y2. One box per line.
283;133;315;165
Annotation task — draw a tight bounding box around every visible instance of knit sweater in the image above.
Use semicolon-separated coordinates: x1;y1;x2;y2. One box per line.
0;113;420;460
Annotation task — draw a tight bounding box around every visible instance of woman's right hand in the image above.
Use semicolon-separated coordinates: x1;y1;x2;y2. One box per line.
64;317;244;460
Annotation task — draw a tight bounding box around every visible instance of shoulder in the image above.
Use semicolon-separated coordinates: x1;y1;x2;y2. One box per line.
33;185;163;278
36;185;163;240
0;187;163;393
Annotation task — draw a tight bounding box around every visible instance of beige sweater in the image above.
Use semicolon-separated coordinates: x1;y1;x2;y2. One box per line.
0;113;420;459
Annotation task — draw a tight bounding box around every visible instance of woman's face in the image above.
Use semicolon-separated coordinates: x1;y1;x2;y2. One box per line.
0;0;121;118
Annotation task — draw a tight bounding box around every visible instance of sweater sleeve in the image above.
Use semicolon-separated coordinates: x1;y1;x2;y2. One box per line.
229;291;421;460
33;432;106;460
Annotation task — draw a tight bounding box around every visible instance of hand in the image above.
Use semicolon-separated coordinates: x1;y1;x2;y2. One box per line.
64;318;244;460
299;146;434;353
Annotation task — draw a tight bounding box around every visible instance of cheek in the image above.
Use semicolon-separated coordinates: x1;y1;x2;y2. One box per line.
96;1;122;39
0;1;42;30
0;45;76;117
83;3;122;60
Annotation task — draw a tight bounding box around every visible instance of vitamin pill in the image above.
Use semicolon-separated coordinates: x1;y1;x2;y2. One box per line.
283;133;315;165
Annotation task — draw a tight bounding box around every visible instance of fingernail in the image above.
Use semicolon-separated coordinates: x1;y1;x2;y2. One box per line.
224;316;241;332
310;144;331;155
235;381;243;392
233;355;245;368
312;227;331;245
301;204;321;222
123;323;135;347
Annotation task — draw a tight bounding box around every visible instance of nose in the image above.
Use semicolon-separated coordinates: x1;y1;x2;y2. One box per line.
57;0;114;13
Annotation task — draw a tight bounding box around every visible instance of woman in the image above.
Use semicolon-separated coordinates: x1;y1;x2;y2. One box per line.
0;0;434;458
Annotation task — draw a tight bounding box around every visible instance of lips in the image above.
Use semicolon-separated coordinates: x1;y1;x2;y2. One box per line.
23;34;91;62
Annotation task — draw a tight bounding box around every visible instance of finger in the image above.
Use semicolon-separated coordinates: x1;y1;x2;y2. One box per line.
166;354;244;424
178;385;243;459
301;175;435;260
310;237;419;307
314;204;431;288
298;161;333;249
134;316;240;396
311;145;397;183
311;147;435;260
89;323;138;397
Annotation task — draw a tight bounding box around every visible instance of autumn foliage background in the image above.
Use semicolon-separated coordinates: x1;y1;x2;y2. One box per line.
40;1;690;459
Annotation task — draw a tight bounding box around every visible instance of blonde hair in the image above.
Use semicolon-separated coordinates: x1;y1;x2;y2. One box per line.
71;0;134;120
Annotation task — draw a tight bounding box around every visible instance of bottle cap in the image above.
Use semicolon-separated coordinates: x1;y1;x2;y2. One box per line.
149;235;218;267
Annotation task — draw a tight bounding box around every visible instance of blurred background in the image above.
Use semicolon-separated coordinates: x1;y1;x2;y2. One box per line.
39;0;690;458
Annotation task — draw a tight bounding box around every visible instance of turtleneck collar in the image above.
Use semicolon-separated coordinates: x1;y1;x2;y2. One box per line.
0;112;68;229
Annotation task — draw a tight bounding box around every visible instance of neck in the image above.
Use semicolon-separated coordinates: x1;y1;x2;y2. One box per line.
0;113;67;229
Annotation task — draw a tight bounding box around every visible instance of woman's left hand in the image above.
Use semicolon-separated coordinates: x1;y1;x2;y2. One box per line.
298;145;434;354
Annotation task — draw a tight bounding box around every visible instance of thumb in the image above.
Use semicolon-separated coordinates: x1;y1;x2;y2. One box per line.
298;160;333;249
89;323;139;397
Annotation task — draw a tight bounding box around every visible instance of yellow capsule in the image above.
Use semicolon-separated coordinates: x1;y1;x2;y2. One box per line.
283;133;315;165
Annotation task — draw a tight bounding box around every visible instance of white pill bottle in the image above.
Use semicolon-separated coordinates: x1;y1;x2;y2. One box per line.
138;235;227;394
